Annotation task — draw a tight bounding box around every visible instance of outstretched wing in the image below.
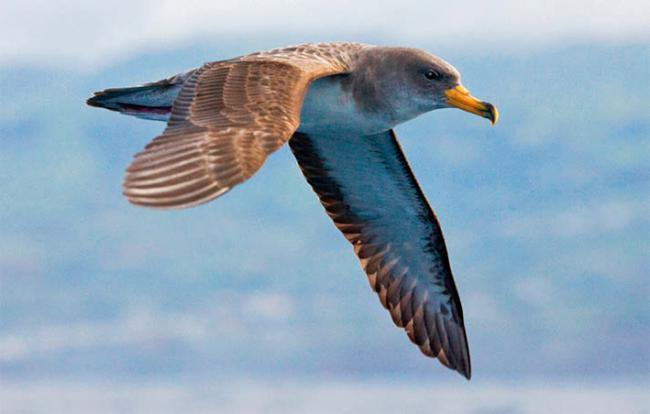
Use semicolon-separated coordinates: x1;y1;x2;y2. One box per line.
123;43;367;209
289;130;471;379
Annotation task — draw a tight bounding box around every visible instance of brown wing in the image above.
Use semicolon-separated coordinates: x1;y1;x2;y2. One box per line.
289;130;471;379
123;43;367;209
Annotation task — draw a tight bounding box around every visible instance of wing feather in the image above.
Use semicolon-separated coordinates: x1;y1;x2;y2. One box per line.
123;43;368;209
289;130;471;379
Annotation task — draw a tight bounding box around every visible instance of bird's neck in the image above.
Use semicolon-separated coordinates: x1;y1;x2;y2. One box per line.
298;74;399;136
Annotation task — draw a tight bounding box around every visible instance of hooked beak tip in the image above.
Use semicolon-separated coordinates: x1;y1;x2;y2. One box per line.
445;85;498;126
485;102;498;126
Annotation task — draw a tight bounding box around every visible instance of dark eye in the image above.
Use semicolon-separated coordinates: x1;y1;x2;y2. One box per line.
424;70;442;80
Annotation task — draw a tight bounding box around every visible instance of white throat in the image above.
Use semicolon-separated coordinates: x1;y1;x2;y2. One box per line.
298;75;397;136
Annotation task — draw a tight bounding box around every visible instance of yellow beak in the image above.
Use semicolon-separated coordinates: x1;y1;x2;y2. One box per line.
445;85;498;125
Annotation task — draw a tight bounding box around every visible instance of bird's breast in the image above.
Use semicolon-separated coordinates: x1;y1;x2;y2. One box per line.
298;75;393;135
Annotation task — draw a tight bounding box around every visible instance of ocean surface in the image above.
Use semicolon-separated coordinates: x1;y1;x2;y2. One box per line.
1;40;648;412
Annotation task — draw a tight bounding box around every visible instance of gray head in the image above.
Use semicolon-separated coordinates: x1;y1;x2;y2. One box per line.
350;47;497;125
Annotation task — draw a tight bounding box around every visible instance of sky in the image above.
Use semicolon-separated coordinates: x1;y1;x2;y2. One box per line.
1;1;649;413
1;0;650;69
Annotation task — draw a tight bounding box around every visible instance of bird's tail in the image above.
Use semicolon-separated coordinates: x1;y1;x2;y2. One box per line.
86;69;195;121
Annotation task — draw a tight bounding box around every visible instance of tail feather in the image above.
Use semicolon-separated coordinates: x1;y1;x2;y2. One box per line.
86;69;195;121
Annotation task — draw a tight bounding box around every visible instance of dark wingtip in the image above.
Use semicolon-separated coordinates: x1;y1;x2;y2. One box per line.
458;329;472;380
459;364;471;380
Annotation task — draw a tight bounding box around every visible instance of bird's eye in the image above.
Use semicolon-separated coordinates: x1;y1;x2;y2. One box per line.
424;70;442;80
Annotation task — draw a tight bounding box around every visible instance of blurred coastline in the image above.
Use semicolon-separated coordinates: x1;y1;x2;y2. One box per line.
1;14;649;413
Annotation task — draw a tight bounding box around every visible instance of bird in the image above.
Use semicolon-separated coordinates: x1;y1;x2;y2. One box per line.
87;42;498;380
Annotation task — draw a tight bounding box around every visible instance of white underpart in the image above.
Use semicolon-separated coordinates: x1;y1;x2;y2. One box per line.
298;75;395;136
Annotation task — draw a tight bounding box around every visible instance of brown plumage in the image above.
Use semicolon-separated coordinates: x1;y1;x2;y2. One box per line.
123;43;367;208
88;42;499;379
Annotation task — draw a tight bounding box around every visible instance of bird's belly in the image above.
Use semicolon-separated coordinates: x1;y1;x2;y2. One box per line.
298;76;390;135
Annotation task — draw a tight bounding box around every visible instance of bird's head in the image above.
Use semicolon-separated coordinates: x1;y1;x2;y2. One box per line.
354;47;498;126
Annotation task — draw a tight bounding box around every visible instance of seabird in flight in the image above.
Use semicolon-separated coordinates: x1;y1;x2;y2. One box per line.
87;42;498;379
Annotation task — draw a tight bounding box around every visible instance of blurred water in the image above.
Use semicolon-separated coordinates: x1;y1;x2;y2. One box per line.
2;379;648;414
1;41;649;408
